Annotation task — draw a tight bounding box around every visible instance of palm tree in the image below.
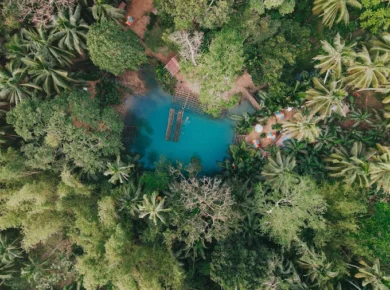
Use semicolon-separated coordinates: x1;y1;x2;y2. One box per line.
21;27;75;67
104;156;134;184
344;47;390;90
313;0;362;28
349;108;373;128
324;142;370;187
117;178;143;216
313;33;356;78
0;62;41;105
261;151;297;187
21;56;75;96
89;0;126;23
369;144;390;194
297;250;339;289
0;234;23;286
0;235;23;266
138;191;170;225
51;4;89;55
306;78;348;119
282;112;322;143
371;33;390;54
353;259;390;290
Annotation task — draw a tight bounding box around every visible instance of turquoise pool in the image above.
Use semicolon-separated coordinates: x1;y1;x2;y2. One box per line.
124;76;255;173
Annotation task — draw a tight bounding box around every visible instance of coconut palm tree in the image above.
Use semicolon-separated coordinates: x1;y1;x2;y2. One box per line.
371;33;390;54
0;62;41;105
21;56;75;96
344;47;390;90
21;27;75;67
313;33;356;78
282;112;322;143
138;191;170;225
0;234;23;286
89;0;126;23
104;156;134;184
117;178;143;216
306;78;348;119
297;250;339;289
313;0;362;28
261;151;297;187
324;142;371;187
51;4;89;55
353;259;390;290
369;144;390;194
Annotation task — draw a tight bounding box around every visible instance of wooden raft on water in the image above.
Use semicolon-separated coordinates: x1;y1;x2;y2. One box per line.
173;110;183;142
165;108;175;141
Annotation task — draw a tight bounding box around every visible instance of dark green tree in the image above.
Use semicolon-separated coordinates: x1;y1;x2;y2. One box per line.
86;21;146;75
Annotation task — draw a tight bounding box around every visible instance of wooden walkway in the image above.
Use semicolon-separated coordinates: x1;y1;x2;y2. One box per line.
165;108;175;140
241;88;261;110
173;89;203;114
173;110;184;142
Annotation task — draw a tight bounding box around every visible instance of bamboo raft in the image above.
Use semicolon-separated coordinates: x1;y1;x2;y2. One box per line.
173;110;184;142
165;108;175;140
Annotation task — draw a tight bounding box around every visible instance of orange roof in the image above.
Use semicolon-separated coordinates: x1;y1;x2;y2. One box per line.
165;57;180;76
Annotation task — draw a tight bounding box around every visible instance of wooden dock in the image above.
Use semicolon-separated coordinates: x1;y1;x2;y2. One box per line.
165;108;175;140
173;110;184;142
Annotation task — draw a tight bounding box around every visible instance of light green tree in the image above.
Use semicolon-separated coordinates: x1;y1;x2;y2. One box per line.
354;259;390;290
282;112;322;143
344;47;390;89
255;176;327;247
305;78;348;119
313;0;362;28
369;144;390;194
313;33;356;78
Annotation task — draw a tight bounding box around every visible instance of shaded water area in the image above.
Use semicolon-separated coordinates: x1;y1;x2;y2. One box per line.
124;71;255;173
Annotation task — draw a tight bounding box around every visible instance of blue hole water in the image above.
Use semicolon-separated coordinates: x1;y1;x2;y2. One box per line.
124;72;255;173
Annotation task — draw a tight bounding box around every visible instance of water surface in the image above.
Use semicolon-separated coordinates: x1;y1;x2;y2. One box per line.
124;75;254;173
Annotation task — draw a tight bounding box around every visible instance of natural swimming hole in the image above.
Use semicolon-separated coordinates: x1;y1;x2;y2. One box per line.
124;76;255;173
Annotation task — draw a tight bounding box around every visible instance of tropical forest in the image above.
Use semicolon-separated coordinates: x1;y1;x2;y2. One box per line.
1;0;390;289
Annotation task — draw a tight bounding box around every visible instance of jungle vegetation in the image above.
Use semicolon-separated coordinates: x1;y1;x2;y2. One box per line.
0;0;390;289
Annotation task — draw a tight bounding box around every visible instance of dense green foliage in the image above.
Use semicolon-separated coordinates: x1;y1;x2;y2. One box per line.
86;21;146;75
0;0;390;289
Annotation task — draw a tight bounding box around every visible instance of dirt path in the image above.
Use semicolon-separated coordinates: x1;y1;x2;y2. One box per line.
126;0;154;38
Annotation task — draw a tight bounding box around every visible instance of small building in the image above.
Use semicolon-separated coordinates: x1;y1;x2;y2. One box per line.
165;56;180;77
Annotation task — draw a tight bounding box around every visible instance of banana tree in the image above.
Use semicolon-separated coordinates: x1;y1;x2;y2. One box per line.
50;4;89;55
0;62;41;105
